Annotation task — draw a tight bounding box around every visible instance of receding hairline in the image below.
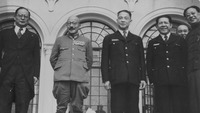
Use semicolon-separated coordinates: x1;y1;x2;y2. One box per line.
15;7;31;17
67;16;80;22
177;24;189;30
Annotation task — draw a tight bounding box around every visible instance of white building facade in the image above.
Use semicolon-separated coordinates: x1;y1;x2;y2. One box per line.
0;0;199;113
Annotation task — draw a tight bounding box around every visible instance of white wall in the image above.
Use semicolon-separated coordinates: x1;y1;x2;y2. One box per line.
0;0;200;113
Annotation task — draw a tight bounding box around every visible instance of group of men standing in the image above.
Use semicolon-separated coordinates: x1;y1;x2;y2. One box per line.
101;5;200;113
0;4;200;113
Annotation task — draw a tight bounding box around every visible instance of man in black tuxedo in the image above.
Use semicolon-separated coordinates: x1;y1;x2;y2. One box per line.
101;10;146;113
146;15;188;113
0;7;40;113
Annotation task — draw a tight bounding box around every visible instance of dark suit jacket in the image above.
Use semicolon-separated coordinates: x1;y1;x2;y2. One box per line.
101;31;146;85
0;27;40;99
146;33;187;86
186;23;200;74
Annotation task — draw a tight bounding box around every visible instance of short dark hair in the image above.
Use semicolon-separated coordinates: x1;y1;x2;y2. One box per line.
15;7;31;17
156;15;172;25
117;10;132;18
183;5;200;17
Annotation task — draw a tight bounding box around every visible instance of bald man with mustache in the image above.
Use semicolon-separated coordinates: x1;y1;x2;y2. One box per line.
50;16;93;113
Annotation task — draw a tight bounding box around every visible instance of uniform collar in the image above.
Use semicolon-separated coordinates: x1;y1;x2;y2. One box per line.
118;29;129;37
67;33;79;40
160;33;171;41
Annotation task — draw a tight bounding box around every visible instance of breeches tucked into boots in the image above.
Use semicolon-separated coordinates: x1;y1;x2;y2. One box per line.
53;81;89;113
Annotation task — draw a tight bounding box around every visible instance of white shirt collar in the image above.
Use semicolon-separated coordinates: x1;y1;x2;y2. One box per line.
160;33;171;41
119;29;129;37
14;26;26;35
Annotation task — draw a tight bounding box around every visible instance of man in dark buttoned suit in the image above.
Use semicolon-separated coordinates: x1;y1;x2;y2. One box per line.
146;15;188;113
101;10;146;113
184;5;200;113
0;7;40;113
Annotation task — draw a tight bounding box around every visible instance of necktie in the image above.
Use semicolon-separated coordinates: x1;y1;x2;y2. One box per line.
17;28;23;38
123;31;127;38
164;35;168;42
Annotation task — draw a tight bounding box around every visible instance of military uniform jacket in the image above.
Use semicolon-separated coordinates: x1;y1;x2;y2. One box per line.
50;34;93;82
101;31;146;85
146;33;187;86
0;27;40;99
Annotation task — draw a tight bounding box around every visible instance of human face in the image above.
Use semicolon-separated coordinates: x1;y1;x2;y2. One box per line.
185;8;200;24
66;16;80;35
14;8;30;28
177;25;189;39
117;12;132;30
156;17;172;35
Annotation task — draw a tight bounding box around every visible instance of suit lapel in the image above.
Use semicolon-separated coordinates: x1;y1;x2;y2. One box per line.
167;34;176;44
20;29;31;43
126;32;135;42
155;35;165;44
115;31;126;42
18;29;30;48
10;27;19;40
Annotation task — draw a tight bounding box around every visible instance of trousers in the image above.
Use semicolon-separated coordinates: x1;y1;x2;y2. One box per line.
0;65;31;113
110;83;139;113
53;81;89;113
188;70;200;113
154;85;189;113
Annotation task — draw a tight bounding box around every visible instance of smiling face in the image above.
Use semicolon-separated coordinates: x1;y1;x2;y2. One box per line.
185;7;200;24
66;16;80;35
156;17;172;35
14;8;30;28
177;25;189;39
117;11;132;30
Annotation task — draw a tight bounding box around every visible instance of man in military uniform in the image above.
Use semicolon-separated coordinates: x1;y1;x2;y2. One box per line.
146;15;188;113
101;10;146;113
50;16;93;113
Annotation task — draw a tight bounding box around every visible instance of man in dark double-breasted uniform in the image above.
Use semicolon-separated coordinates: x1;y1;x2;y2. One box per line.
146;15;188;113
101;10;146;113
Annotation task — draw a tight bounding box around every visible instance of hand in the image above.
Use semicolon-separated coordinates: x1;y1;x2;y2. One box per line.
104;81;111;90
34;77;38;84
139;80;146;89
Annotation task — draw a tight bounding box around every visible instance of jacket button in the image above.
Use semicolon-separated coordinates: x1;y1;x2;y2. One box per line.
166;58;169;60
126;61;129;63
167;65;170;68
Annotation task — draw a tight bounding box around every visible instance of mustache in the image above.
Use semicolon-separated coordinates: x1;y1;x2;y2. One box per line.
69;27;75;30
